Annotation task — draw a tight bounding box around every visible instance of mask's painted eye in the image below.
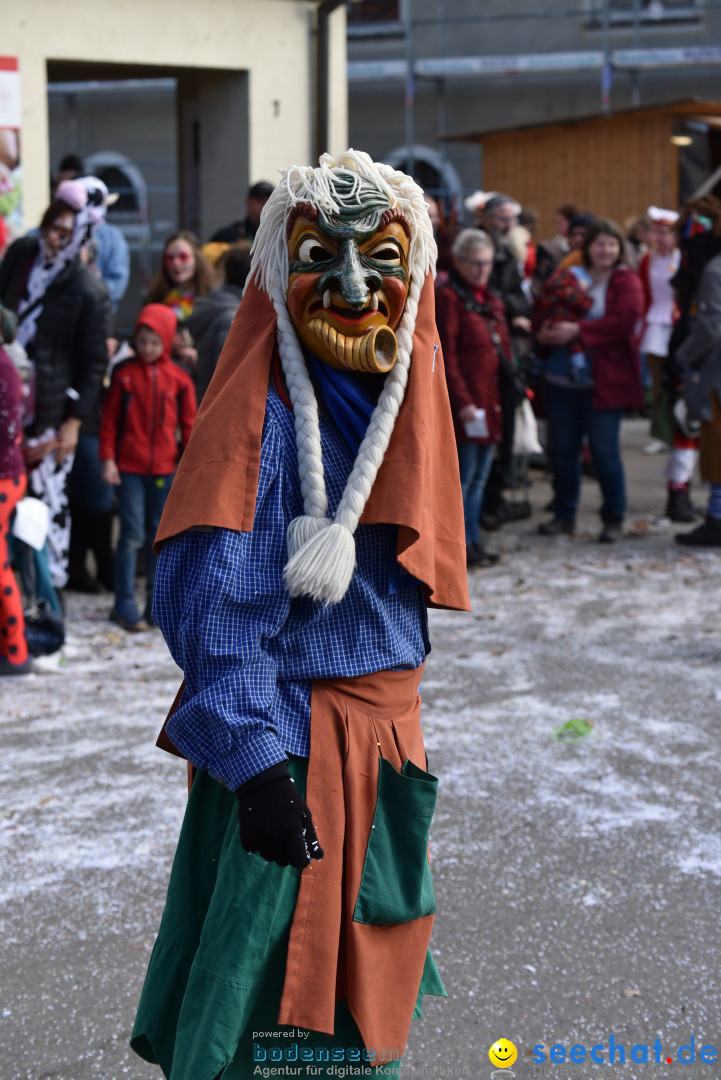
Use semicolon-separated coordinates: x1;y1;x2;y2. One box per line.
297;237;332;263
367;241;403;265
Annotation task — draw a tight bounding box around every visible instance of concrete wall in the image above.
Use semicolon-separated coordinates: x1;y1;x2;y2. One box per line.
5;0;348;232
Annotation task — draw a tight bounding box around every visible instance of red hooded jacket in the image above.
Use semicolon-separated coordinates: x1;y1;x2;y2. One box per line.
99;304;197;474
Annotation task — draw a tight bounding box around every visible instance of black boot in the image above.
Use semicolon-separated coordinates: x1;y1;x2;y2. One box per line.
538;517;575;536
67;501;102;593
466;542;500;568
88;511;115;592
505;498;532;521
676;515;721;547
665;485;697;524
685;481;702;518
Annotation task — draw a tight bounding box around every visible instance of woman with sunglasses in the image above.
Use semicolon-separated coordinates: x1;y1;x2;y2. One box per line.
0;178;111;616
145;231;215;372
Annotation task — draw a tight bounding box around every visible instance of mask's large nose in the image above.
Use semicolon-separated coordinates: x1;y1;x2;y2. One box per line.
319;240;383;309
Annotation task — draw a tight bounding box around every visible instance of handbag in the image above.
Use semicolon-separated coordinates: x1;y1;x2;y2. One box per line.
23;598;65;656
498;353;528;407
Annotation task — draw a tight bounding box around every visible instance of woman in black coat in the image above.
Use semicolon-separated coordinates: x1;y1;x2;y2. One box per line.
0;178;111;606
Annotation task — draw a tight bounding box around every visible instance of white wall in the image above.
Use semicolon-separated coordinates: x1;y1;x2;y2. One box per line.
327;4;349;159
4;0;348;228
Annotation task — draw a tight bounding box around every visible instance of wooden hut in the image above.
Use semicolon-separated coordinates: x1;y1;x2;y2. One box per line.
449;100;721;236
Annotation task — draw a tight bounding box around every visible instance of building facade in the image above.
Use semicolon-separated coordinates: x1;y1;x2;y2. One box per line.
3;0;346;328
4;0;347;237
347;0;721;216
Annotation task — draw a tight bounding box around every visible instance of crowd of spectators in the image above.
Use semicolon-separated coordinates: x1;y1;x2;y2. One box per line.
437;189;721;566
0;158;259;669
2;156;721;672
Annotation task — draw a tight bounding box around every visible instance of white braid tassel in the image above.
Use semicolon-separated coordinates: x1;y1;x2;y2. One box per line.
284;521;356;605
285;513;331;558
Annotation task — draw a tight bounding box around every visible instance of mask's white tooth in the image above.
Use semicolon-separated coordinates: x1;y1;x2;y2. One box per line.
371;292;379;311
323;290;331;309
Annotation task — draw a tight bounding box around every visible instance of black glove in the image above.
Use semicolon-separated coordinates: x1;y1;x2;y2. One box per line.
235;763;324;870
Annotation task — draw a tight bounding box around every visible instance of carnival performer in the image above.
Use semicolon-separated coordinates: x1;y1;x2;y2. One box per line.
637;207;698;520
640;206;681;415
0;305;31;675
130;150;469;1080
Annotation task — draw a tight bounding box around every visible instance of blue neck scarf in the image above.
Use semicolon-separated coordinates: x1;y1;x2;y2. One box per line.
308;356;384;454
308;355;414;595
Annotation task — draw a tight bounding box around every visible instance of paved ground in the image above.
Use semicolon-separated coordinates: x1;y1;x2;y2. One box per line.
2;419;721;1080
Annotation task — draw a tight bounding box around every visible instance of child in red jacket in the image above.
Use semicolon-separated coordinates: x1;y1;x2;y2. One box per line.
100;304;196;631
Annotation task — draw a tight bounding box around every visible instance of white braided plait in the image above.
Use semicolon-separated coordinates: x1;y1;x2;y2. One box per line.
270;279;328;525
251;150;436;605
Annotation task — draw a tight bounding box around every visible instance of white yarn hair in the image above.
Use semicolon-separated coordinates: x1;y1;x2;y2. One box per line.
250;149;437;605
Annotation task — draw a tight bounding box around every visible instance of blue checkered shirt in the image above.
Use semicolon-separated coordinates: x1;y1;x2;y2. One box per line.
155;387;430;791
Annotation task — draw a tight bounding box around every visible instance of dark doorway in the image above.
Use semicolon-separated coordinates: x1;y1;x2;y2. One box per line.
46;60;249;334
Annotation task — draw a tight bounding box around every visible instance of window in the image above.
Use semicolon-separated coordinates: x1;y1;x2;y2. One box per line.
347;0;403;36
586;0;701;27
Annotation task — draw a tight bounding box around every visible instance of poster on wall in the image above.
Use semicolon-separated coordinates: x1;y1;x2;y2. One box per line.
0;57;22;255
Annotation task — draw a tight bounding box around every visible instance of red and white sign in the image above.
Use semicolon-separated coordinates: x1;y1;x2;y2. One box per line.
0;57;21;129
0;58;22;251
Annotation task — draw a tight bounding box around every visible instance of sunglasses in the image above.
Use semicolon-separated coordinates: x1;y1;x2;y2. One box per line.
164;251;193;264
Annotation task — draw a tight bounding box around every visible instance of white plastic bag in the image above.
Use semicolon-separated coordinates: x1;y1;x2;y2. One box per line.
512;398;543;456
12;497;51;551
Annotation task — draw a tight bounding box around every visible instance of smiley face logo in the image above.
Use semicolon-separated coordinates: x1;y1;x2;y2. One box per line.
488;1039;518;1069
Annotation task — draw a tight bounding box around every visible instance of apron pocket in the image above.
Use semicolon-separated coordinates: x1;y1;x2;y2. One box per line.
353;757;438;926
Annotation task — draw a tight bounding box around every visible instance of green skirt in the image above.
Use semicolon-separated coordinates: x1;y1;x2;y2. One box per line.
131;759;446;1080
